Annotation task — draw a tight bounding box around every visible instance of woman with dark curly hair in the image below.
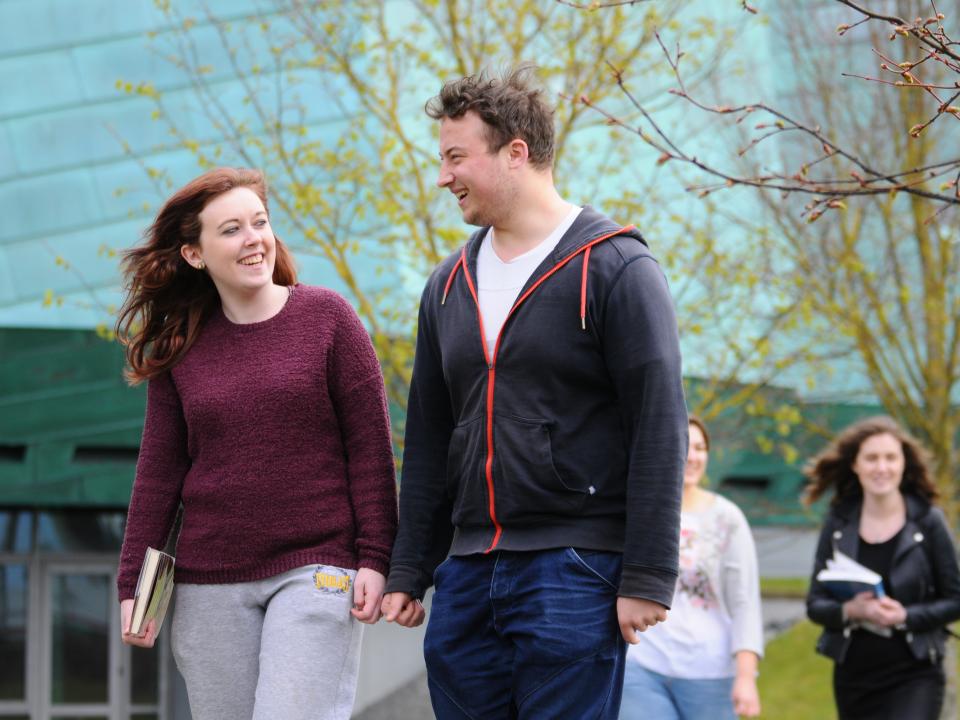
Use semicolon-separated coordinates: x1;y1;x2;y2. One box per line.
114;167;397;720
805;415;960;720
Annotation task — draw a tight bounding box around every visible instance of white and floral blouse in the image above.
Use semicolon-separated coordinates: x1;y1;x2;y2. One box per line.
626;492;764;679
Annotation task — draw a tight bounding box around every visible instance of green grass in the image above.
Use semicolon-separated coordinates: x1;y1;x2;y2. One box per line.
758;620;835;719
760;577;809;599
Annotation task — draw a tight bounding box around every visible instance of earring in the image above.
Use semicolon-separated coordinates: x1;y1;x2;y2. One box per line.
196;261;205;270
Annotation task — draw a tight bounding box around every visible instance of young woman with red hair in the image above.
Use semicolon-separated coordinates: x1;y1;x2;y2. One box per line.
114;167;397;720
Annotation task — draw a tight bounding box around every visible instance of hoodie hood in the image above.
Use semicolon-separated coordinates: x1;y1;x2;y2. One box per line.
442;205;647;333
460;204;647;266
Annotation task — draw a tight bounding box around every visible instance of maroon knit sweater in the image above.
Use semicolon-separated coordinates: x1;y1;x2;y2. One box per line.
117;285;397;600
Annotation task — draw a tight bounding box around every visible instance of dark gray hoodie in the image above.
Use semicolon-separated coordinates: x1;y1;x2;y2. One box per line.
386;206;687;606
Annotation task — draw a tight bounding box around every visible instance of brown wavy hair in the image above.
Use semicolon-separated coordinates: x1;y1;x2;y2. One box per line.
116;167;297;384
802;415;938;507
688;414;710;451
425;64;555;169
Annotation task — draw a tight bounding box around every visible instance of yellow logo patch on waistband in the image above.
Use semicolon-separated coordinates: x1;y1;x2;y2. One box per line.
314;566;351;594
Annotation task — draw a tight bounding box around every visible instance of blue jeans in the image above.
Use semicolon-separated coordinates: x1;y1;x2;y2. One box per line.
423;548;626;719
619;664;735;720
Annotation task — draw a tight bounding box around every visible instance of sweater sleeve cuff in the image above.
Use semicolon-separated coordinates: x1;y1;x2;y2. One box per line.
117;581;137;603
618;564;677;609
385;564;429;600
357;556;391;578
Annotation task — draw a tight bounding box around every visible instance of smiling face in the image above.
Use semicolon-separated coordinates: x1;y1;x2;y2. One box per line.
181;187;276;298
436;111;516;227
852;432;905;501
684;422;708;488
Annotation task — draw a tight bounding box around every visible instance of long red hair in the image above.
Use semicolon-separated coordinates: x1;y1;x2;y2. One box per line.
116;167;297;384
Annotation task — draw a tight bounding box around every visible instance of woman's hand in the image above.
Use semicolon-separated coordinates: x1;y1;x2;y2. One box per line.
871;596;908;627
842;591;877;622
732;651;761;718
120;598;157;648
732;674;761;718
350;568;386;623
843;592;907;627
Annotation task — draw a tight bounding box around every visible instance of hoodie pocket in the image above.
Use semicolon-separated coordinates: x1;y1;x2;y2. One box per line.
446;416;488;525
492;414;589;522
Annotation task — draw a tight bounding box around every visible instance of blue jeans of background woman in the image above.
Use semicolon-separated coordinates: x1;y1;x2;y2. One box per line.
619;664;735;720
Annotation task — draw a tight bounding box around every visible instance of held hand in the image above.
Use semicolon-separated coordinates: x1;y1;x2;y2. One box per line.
120;598;157;648
732;674;761;718
381;592;425;628
350;568;387;624
617;596;668;644
842;591;876;622
872;596;908;627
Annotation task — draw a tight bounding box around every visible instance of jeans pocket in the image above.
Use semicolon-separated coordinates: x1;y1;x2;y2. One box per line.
566;548;621;591
432;555;453;589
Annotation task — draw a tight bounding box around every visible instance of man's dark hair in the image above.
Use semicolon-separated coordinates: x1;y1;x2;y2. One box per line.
426;64;555;170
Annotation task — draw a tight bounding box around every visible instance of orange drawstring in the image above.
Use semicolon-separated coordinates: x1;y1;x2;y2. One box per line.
580;245;591;330
442;226;634;334
441;253;464;305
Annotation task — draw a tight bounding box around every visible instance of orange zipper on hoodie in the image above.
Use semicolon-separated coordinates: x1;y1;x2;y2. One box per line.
442;226;634;552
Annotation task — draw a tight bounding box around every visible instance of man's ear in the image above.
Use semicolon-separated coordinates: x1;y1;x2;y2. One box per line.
505;138;529;168
180;244;203;268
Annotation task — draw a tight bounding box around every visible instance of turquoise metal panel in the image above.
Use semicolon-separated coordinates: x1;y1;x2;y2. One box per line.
0;0;165;56
4;218;139;297
0;247;16;305
0;289;123;329
0;169;103;243
73;35;211;101
7;98;175;175
0;50;83;116
0;123;18;181
0;0;263;58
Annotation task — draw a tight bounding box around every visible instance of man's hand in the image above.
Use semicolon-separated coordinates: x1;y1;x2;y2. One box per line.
120;598;157;648
381;591;425;627
350;568;387;624
617;596;668;644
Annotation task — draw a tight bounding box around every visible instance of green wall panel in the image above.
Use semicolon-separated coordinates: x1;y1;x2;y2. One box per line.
0;328;144;508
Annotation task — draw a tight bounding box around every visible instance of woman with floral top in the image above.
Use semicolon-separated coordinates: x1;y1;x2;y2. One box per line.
620;416;763;720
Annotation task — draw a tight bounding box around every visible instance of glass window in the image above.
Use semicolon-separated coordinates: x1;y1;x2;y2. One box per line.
37;511;125;553
50;573;110;704
0;563;28;701
0;510;33;553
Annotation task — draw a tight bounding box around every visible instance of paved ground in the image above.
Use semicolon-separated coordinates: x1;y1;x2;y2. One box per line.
753;526;819;579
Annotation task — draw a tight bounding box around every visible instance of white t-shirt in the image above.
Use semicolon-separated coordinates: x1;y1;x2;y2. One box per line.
627;509;736;678
476;205;581;356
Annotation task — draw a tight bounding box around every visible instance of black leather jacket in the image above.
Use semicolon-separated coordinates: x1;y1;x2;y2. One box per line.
806;493;960;665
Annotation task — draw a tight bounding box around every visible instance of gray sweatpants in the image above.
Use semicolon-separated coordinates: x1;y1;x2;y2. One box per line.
171;564;362;720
